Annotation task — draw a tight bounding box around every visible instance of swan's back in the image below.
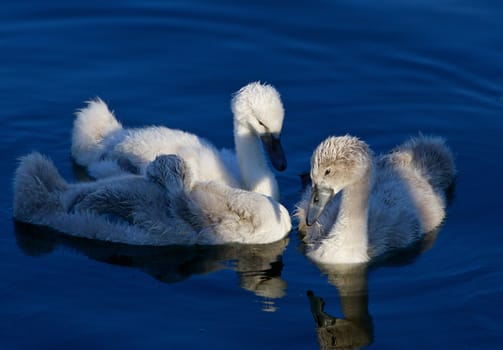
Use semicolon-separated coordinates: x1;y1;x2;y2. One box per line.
110;126;240;188
13;152;200;245
368;135;455;254
14;152;290;246
73;99;240;187
389;135;456;195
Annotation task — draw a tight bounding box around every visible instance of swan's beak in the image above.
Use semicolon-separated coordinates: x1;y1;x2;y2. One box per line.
306;185;334;226
260;133;287;171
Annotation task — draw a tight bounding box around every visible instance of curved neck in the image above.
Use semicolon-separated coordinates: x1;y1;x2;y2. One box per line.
234;123;279;200
328;169;372;263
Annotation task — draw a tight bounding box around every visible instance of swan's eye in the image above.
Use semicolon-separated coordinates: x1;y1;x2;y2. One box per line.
324;168;331;176
258;120;265;127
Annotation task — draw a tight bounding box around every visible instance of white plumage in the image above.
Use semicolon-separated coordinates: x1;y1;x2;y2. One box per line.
71;82;287;200
295;135;456;264
13;153;291;245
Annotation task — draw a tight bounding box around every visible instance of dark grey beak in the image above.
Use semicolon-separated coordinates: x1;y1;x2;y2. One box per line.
306;185;334;226
260;133;287;171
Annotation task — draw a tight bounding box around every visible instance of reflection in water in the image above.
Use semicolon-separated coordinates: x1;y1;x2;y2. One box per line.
14;221;289;311
306;229;441;349
308;265;373;350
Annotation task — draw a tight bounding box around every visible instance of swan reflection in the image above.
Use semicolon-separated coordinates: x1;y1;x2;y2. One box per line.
308;264;373;350
306;228;441;349
14;221;288;311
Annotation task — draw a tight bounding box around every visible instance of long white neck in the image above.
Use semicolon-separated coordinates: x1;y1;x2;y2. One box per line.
327;170;372;263
234;123;279;200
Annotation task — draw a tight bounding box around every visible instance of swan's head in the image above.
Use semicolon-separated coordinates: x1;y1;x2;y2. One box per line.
231;82;287;171
306;135;372;226
146;154;192;192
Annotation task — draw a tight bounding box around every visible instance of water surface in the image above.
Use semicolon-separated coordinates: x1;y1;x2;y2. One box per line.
1;1;502;349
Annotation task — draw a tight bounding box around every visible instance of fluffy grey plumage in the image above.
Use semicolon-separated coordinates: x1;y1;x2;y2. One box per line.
13;153;291;245
296;134;456;264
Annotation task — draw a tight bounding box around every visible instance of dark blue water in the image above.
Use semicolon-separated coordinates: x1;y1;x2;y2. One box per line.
2;1;502;349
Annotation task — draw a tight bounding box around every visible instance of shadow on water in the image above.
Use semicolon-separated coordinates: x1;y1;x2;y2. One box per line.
13;221;289;311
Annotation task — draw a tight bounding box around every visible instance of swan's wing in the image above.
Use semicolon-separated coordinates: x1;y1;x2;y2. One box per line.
72;188;138;223
367;161;424;252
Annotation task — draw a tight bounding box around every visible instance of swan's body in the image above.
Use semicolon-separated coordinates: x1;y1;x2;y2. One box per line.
13;153;291;245
71;82;287;200
295;135;455;264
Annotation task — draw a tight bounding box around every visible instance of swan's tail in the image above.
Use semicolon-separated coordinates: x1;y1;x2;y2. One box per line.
13;152;68;222
71;98;123;166
399;135;456;195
